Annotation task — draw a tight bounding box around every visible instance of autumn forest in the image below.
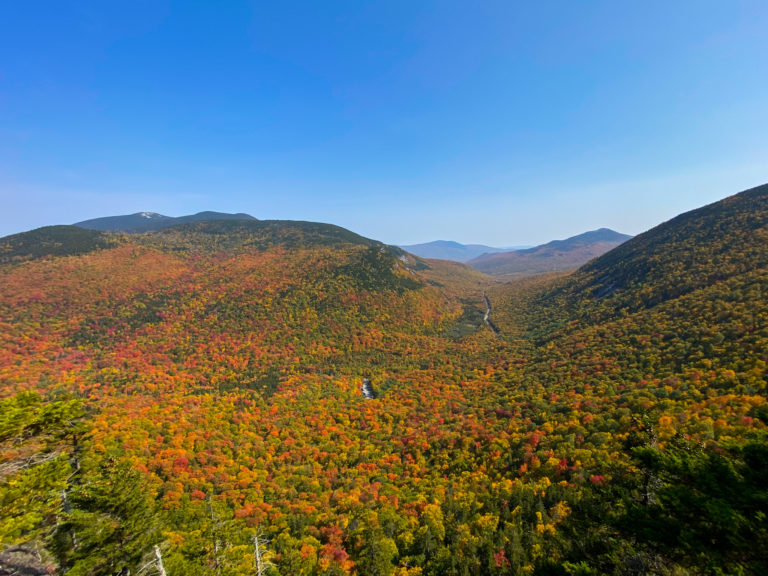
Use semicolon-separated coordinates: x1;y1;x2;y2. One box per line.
1;184;767;575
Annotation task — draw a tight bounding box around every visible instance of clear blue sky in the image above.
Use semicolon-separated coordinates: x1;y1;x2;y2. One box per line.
1;1;767;245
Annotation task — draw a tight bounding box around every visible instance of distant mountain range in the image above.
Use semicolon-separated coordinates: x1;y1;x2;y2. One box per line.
467;228;632;277
398;240;529;262
74;211;256;233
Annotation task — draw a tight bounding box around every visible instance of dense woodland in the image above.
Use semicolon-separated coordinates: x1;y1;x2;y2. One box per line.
1;185;767;575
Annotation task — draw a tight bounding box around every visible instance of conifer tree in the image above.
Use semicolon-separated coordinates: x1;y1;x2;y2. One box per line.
52;457;159;576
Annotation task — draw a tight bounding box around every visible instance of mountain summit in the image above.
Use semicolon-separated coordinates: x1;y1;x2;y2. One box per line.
74;211;256;233
468;228;631;277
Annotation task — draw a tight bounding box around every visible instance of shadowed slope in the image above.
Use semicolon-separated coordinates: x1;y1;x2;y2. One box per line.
0;226;118;264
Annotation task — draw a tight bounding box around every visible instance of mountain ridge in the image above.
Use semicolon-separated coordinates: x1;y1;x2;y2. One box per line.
0;218;398;264
74;210;257;233
468;227;631;277
399;240;523;262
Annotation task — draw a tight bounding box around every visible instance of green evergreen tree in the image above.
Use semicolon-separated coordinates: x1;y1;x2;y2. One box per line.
621;435;768;575
0;393;86;546
52;457;159;576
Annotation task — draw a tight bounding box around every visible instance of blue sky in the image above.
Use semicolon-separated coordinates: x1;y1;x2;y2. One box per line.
1;1;767;245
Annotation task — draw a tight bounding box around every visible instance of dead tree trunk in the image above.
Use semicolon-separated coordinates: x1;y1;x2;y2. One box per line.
252;531;274;576
154;545;168;576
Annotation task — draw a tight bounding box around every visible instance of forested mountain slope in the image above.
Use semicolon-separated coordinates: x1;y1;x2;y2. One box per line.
1;189;767;576
0;219;512;575
488;184;768;573
0;220;486;396
492;182;768;339
576;184;767;313
0;225;119;264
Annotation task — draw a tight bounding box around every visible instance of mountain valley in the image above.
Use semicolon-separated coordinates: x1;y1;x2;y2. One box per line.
1;186;766;575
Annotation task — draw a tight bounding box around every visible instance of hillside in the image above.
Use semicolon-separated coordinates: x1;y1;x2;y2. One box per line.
488;183;768;572
1;190;767;576
493;183;768;336
74;210;257;233
469;228;631;277
578;186;768;311
0;225;119;264
491;184;768;379
0;219;490;389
